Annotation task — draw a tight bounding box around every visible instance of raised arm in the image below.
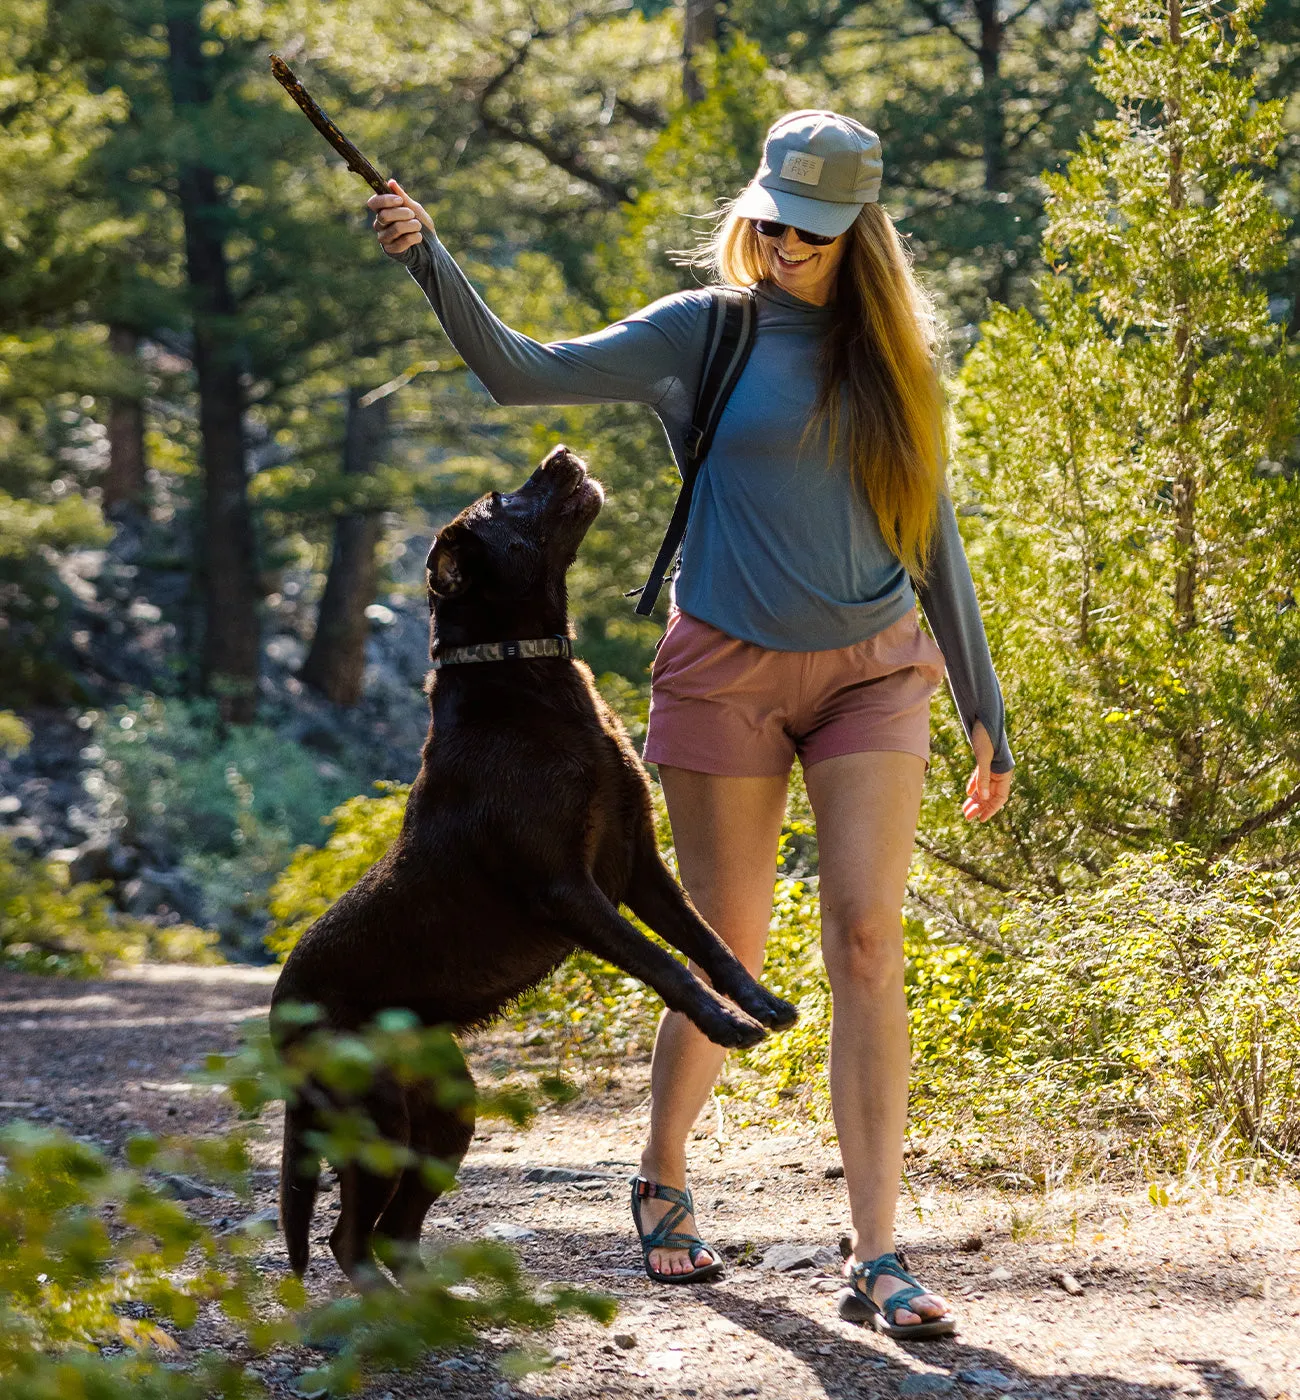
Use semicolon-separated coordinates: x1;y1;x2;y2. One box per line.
368;181;705;411
914;493;1014;779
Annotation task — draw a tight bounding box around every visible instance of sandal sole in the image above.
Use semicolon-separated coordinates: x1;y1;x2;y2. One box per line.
645;1260;725;1285
836;1287;957;1338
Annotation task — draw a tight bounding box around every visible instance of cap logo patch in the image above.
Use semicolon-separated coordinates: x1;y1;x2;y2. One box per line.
779;150;824;185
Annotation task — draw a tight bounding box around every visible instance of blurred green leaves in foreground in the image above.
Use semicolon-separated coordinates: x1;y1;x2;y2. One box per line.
0;1014;613;1398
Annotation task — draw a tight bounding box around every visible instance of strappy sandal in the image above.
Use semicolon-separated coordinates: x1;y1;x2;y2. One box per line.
630;1176;725;1285
838;1250;957;1339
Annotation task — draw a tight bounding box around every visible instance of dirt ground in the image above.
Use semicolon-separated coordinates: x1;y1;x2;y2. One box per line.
2;963;1298;1400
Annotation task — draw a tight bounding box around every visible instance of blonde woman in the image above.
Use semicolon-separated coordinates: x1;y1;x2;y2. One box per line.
369;110;1012;1339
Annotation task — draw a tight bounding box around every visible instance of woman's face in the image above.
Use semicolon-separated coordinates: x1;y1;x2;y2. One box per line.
754;221;849;306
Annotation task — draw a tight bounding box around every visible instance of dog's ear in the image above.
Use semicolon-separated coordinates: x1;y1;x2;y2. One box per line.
426;524;478;598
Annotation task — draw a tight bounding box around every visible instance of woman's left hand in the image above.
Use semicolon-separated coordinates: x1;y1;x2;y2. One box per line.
963;720;1012;822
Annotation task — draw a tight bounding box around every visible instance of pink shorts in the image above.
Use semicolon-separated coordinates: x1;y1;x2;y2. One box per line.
642;607;947;777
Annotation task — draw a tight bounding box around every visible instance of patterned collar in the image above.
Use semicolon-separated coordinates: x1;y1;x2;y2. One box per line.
430;635;574;670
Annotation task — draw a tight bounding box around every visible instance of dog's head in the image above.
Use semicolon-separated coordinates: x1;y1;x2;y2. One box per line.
425;444;604;648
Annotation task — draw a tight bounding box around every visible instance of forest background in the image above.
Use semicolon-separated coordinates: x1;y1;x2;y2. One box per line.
2;0;1300;1183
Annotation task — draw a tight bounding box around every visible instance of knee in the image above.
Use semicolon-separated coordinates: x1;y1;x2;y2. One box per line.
821;908;904;992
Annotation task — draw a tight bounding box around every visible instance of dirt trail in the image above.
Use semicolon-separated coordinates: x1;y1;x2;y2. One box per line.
2;964;1298;1400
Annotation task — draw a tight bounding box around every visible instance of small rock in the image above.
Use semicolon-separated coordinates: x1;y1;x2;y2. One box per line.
745;1181;765;1193
549;1346;571;1362
824;1164;845;1179
522;1029;547;1046
222;1208;279;1235
958;1368;1016;1388
988;1266;1013;1282
959;1234;984;1253
160;1173;229;1201
522;1166;615;1184
647;1350;684;1371
1051;1270;1085;1296
613;1333;637;1349
483;1222;537;1242
899;1376;955;1395
812;1277;844;1292
760;1242;836;1272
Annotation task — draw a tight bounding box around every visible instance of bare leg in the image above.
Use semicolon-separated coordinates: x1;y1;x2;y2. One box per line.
638;768;789;1277
805;750;949;1326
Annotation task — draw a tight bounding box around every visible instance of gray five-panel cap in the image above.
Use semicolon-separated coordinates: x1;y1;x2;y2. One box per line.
733;109;883;239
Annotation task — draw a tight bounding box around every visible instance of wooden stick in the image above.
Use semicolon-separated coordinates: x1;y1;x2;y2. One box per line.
270;54;390;195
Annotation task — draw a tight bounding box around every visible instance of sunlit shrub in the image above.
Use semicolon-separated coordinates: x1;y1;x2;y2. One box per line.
264;782;409;960
0;837;218;976
735;847;1300;1177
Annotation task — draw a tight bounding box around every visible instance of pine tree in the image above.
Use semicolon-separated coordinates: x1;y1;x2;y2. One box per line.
928;0;1300;896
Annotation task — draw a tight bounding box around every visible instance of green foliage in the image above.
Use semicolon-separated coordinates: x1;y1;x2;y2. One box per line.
979;848;1300;1170
733;847;1300;1178
0;1014;613;1397
264;783;410;959
95;696;374;945
0;838;218;977
924;0;1300;913
0;472;111;704
0;710;32;755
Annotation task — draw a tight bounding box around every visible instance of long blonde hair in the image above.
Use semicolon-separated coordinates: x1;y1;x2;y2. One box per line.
690;201;948;580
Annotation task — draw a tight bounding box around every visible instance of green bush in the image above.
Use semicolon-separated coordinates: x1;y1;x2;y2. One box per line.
737;848;1300;1179
0;837;218;976
265;783;409;960
95;696;373;946
0;1014;613;1398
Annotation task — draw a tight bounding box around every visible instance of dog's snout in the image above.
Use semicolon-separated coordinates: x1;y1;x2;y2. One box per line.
540;444;587;492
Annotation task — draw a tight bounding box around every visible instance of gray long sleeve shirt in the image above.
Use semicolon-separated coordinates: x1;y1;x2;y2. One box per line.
399;231;1013;772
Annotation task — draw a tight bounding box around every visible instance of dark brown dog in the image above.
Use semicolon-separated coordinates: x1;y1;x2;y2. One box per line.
272;444;797;1282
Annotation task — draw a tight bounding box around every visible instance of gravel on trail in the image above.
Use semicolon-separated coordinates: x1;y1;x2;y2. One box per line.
3;964;1298;1400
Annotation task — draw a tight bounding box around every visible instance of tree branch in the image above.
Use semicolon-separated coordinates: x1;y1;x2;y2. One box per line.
914;833;1013;892
904;0;982;56
1212;778;1300;855
478;106;634;206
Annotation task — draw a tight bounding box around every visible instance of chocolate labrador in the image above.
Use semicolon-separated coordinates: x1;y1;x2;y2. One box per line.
273;444;797;1282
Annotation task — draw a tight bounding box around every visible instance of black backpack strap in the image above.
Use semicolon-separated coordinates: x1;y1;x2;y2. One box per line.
631;286;757;617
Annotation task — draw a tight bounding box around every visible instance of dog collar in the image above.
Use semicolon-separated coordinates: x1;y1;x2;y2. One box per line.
430;636;574;670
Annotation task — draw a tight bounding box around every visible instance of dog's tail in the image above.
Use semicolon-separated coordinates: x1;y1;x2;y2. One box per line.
280;1100;321;1276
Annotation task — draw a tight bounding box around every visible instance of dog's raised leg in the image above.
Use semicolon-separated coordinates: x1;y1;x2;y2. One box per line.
543;879;768;1048
622;848;798;1030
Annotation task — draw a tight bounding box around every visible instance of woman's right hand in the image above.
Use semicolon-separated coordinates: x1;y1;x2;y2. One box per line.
367;178;436;258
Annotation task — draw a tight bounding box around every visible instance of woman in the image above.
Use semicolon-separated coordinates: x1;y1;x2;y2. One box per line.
369;109;1012;1339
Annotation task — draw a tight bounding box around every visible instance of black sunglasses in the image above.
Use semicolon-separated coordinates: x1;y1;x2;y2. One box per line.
750;218;838;247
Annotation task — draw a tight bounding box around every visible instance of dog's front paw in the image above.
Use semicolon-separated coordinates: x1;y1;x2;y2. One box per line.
749;985;799;1030
693;996;768;1050
721;978;799;1031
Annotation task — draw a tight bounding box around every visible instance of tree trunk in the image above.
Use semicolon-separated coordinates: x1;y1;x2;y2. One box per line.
682;0;719;104
299;388;389;706
165;5;260;723
104;325;148;515
1163;0;1205;837
973;0;1007;195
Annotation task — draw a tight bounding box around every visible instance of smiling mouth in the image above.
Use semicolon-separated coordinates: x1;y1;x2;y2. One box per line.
773;249;815;268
